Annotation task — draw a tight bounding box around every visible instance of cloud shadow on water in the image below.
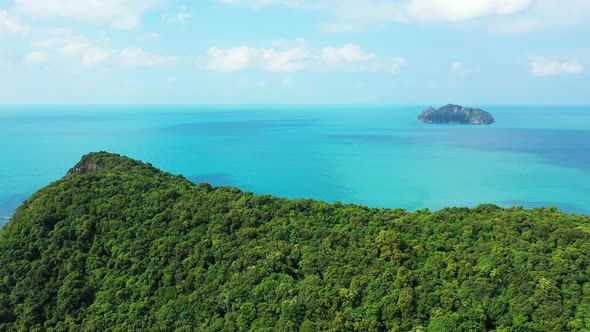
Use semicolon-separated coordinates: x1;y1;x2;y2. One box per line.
425;127;590;172
323;134;416;145
328;128;590;174
158;119;314;137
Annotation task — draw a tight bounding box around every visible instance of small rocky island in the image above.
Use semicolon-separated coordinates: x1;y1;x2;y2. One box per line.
417;104;495;125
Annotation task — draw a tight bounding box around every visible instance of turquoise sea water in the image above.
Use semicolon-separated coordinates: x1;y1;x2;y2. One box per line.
1;105;589;225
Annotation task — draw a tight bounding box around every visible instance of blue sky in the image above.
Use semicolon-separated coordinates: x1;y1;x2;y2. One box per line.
0;0;588;104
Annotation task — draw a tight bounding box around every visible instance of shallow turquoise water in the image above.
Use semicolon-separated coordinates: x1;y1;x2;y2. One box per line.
1;105;589;224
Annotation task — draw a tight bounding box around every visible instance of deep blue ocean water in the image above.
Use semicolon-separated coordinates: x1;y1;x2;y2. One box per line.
1;105;589;225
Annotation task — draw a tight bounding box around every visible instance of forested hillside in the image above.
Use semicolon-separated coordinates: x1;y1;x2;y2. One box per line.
1;152;589;331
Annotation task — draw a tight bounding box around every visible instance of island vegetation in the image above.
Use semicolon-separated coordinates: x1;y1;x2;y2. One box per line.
1;152;589;331
418;104;495;125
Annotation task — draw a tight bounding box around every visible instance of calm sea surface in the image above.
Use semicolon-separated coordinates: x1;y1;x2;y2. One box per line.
1;105;589;225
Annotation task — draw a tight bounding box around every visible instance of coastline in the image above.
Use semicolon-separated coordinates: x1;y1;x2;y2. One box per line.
1;105;589;220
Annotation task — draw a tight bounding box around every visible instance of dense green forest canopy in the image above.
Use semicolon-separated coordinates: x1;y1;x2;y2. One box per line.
1;152;589;331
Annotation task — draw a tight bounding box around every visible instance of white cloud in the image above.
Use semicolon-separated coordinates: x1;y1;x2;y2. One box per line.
220;0;532;23
530;56;584;77
207;47;255;72
333;0;527;25
449;61;474;76
389;57;406;73
320;44;376;65
33;29;91;55
264;48;309;72
403;0;532;23
320;44;405;73
120;47;179;68
0;9;30;34
163;5;192;23
219;0;590;34
450;61;463;72
142;32;162;42
206;45;309;72
14;0;158;29
28;29;111;66
26;29;178;68
23;50;46;65
493;0;590;34
206;42;405;74
218;0;309;9
83;47;113;65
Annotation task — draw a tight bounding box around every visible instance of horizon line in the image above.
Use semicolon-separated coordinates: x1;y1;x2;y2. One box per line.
0;103;589;107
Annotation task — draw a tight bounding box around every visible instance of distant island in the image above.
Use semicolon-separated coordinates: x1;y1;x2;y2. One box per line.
417;104;495;125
